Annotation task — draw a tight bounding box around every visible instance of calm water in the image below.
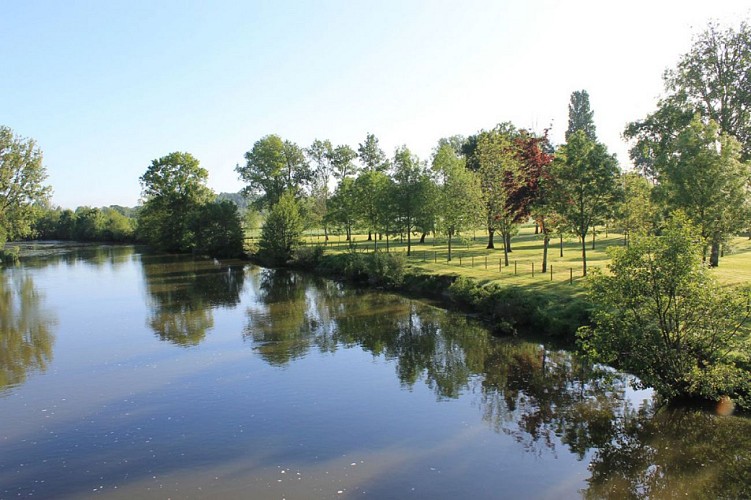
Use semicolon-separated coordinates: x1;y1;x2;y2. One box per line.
1;244;749;499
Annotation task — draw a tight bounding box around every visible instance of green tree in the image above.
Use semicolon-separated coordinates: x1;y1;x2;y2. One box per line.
327;177;359;242
550;131;621;276
578;215;751;409
432;144;483;261
357;133;389;173
331;144;359;181
138;152;214;253
566;90;597;141
191;200;244;258
259;191;304;265
306;139;334;240
665;21;751;159
0;126;52;245
657;117;750;266
236;135;311;209
101;207;136;242
475;127;520;264
73;207;106;241
614;171;659;245
392;146;432;256
353;170;391;250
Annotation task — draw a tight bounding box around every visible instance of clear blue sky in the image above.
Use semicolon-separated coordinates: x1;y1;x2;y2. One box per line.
3;0;749;208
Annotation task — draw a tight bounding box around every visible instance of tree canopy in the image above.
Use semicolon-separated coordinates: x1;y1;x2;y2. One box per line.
566;90;597;141
0;126;51;245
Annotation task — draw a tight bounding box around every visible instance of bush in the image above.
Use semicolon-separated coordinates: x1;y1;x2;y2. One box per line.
292;245;325;268
367;251;406;288
258;192;303;265
577;215;751;409
0;246;20;266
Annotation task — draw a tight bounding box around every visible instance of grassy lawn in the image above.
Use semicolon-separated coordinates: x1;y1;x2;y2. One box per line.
298;223;751;295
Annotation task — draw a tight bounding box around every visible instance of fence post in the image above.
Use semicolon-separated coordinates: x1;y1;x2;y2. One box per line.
499;258;502;272
514;260;517;275
550;264;553;281
532;262;535;277
459;255;462;266
434;251;437;263
570;268;573;285
485;256;488;270
471;256;474;267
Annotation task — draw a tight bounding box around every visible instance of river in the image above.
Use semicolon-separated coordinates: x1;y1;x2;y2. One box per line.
1;243;749;499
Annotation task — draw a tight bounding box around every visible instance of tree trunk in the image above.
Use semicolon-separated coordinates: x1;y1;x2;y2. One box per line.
447;229;453;261
407;220;412;256
710;239;720;267
487;227;495;249
559;235;564;257
542;234;549;273
581;234;588;276
503;233;509;267
505;232;512;253
367;231;372;241
419;232;426;244
535;223;539;235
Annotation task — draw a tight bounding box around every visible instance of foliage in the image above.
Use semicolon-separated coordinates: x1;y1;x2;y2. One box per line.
474;125;524;259
357;133;389;173
366;250;406;288
447;276;590;338
353;170;392;247
613;171;659;243
391;146;434;255
331;144;359;181
550;130;622;275
190;200;244;258
578;215;751;409
664;20;751;159
32;206;136;242
652;116;750;266
236;135;311;209
432;143;484;261
292;244;325;268
327;177;358;241
0;126;52;245
137;152;214;253
566;89;597;141
259;191;304;265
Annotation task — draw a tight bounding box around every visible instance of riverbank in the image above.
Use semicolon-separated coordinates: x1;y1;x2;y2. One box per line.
251;244;593;345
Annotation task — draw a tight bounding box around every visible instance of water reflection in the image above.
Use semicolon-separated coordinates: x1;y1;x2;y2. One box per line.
243;269;630;437
0;270;56;391
242;268;751;495
141;254;245;346
14;242;135;269
584;406;751;498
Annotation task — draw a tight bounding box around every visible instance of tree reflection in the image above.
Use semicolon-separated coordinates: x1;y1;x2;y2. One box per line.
583;406;751;499
242;268;751;492
243;269;334;365
141;254;245;346
17;243;135;269
0;271;56;391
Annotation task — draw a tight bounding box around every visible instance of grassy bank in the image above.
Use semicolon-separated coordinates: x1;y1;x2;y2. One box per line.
268;223;751;344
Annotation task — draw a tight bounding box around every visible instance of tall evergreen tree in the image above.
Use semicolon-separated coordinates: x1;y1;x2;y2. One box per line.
566;90;597;141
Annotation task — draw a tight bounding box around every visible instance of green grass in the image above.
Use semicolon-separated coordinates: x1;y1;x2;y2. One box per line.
297;224;751;296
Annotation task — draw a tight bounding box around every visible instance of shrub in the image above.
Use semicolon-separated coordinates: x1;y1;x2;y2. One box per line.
258;191;303;265
367;251;406;288
293;245;325;268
